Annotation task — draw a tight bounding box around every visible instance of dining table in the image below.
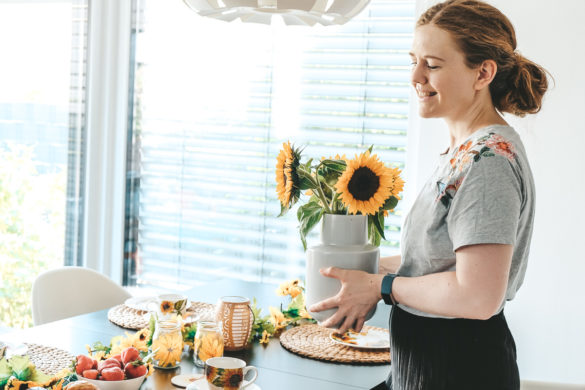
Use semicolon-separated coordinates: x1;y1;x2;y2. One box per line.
3;279;392;390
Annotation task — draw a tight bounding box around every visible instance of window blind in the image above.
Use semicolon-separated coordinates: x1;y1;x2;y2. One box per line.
125;0;415;289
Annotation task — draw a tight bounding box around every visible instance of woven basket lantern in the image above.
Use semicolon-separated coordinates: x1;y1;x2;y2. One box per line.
215;296;254;351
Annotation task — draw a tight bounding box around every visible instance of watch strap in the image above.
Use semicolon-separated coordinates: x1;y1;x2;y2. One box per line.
381;273;398;306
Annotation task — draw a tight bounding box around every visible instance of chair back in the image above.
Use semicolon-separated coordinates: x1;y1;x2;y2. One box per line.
32;266;131;326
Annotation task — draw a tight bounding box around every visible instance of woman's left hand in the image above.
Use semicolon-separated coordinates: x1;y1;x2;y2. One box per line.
308;267;383;334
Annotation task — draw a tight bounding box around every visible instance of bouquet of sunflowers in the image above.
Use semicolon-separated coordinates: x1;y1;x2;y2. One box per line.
275;141;404;249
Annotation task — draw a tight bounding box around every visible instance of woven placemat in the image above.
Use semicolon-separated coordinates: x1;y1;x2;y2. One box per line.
280;325;390;364
108;301;216;329
25;343;75;376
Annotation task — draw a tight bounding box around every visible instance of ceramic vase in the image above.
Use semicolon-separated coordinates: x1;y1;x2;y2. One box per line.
305;214;379;323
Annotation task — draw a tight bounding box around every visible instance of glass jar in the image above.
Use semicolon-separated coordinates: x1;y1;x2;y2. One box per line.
193;321;224;367
151;319;183;369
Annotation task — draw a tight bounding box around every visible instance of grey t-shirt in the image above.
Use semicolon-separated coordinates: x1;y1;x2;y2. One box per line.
397;124;535;318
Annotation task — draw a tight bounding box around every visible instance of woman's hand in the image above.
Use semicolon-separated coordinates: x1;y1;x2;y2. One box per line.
308;267;384;334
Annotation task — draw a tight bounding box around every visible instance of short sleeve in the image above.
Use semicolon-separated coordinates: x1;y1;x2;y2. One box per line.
446;153;522;251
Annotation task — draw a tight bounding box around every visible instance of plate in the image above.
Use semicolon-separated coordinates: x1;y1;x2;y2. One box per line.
124;296;156;312
186;377;261;390
330;328;389;349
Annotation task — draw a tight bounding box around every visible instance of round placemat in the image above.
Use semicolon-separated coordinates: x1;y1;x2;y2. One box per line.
108;301;216;329
25;343;75;376
279;325;390;364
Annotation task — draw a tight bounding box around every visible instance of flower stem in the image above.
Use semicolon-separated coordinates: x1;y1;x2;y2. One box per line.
298;167;332;213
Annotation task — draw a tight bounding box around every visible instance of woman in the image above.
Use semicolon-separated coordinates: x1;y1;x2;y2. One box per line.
309;1;549;389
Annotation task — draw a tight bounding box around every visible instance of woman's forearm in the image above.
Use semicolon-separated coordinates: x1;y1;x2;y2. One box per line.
392;245;512;320
379;255;401;274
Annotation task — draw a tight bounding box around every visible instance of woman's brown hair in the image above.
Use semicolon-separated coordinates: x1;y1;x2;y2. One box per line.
417;0;549;117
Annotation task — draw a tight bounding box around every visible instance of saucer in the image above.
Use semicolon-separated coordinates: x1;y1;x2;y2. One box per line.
171;374;204;388
186;377;261;390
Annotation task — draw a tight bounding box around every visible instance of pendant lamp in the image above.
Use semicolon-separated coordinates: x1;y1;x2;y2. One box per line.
183;0;371;26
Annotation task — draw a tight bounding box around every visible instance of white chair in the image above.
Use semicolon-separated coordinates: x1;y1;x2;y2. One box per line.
32;266;132;326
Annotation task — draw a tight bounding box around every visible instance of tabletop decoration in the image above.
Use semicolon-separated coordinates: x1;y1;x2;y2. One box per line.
0;354;77;390
249;279;315;345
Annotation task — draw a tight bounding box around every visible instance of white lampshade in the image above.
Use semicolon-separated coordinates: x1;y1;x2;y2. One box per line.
182;0;372;26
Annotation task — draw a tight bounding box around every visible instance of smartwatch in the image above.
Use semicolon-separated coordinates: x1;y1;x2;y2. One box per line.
381;273;398;305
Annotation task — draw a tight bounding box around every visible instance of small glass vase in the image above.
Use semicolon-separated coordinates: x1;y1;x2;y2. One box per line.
151;319;183;369
193;321;224;367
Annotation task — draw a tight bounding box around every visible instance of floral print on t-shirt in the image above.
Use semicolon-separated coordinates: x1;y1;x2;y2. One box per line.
437;132;516;207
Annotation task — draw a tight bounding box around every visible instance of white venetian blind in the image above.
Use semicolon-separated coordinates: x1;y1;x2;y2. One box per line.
125;0;415;289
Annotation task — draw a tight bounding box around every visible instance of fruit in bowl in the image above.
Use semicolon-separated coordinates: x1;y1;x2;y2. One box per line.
74;347;150;390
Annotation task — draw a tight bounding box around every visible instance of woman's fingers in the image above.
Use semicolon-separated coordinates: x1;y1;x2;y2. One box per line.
309;295;338;313
353;316;366;333
319;266;344;280
320;308;346;329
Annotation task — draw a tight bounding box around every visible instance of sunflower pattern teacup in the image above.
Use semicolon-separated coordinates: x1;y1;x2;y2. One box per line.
156;293;188;319
205;357;258;390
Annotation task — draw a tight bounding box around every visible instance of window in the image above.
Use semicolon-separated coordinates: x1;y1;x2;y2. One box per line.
124;0;415;290
0;0;88;328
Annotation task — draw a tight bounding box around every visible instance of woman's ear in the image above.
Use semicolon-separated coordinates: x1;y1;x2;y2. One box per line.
475;59;498;91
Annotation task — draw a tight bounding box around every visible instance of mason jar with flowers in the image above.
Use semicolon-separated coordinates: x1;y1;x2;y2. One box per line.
275;141;404;324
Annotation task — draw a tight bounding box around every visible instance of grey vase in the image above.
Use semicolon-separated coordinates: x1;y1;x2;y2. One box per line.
305;214;379;324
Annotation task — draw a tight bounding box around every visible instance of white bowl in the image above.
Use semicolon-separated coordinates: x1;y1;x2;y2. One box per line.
80;374;146;390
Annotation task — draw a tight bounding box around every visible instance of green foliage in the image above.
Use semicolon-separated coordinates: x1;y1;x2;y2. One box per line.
0;143;66;329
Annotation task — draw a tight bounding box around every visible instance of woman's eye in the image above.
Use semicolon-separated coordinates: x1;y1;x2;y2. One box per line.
427;64;439;69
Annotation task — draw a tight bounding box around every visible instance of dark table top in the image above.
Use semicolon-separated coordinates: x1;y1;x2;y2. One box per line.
4;279;391;389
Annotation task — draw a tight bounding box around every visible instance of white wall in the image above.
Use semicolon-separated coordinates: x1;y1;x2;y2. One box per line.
410;0;585;384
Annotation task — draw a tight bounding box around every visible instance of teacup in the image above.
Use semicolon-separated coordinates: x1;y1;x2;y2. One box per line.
205;357;258;390
154;293;189;318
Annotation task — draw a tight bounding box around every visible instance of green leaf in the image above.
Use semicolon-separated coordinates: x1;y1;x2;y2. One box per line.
320;159;346;173
367;145;374;154
371;213;386;240
0;358;12;387
298;176;314;191
29;366;52;384
278;202;290;217
298;202;324;251
382;196;398;210
10;355;32;381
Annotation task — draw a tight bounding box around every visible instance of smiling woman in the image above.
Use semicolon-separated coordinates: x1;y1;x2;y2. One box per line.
308;1;550;389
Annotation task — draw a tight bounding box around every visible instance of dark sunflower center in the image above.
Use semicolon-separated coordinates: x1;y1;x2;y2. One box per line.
347;167;380;201
228;373;243;386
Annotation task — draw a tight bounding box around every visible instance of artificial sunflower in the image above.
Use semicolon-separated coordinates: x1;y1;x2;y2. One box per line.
335;151;394;215
275;141;302;211
269;307;288;331
151;331;183;368
195;332;224;363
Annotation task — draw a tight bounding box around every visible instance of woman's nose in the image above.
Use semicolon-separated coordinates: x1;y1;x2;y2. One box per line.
410;63;427;87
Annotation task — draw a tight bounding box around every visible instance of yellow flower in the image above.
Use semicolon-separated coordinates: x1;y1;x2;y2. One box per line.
335;151;395;215
276;279;303;298
269;307;288;330
259;330;271;344
196;333;224;363
152;331;183;368
275;141;301;209
133;328;150;352
160;300;174;314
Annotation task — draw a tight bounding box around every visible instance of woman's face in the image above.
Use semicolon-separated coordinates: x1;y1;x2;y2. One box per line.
410;24;479;120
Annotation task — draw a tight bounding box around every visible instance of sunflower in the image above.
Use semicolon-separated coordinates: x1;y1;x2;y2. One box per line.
275;141;302;210
160;300;174;314
335;151;395;215
151;331;183;368
386;166;405;199
195;332;224;363
269;307;288;330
